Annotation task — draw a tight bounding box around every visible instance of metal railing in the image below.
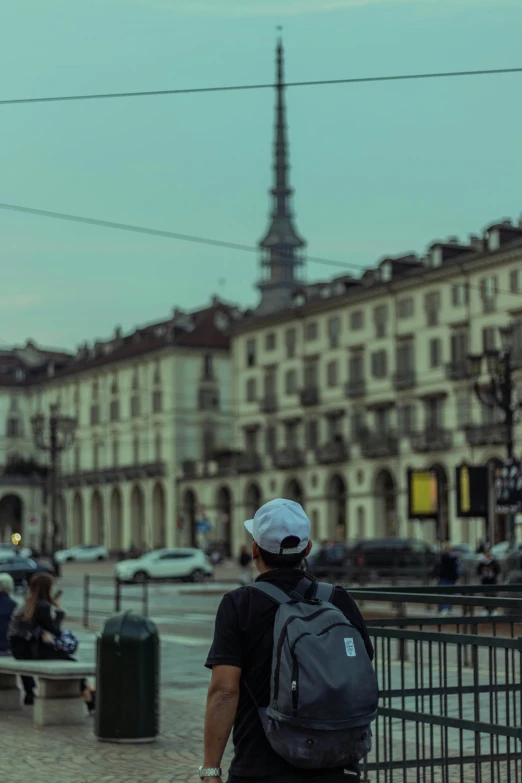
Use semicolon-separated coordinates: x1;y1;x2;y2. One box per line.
364;625;522;781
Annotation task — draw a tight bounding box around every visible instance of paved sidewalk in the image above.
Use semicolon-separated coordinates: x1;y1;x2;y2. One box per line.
1;687;223;783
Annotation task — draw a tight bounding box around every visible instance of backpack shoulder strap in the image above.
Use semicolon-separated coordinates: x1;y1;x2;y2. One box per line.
314;581;336;603
248;582;293;606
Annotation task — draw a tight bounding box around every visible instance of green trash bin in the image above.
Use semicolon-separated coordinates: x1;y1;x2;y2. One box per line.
95;610;159;743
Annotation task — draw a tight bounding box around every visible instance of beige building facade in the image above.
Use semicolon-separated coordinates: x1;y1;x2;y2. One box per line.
179;222;522;555
0;300;238;553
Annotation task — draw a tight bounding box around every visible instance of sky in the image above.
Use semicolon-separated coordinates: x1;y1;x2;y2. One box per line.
1;0;522;350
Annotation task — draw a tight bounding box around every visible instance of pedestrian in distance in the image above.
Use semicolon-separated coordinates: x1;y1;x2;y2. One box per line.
8;572;95;711
477;548;500;616
238;545;253;585
0;574;16;656
437;543;460;616
200;498;378;783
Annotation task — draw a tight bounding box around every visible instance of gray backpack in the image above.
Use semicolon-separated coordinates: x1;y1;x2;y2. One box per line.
249;578;378;769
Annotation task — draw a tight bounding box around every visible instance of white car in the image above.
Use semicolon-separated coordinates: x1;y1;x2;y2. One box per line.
115;548;213;583
54;544;109;563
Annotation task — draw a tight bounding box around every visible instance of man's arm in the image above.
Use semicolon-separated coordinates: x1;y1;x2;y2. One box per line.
203;664;241;781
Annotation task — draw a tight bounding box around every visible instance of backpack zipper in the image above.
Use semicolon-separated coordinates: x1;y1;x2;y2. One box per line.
291;654;299;714
273;607;336;701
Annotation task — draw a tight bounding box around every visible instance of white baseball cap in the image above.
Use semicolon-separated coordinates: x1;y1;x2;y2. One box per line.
244;498;311;555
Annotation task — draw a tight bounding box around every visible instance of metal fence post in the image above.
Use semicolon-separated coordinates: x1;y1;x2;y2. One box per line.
395;602;409;662
114;577;121;613
83;574;90;629
142;581;149;617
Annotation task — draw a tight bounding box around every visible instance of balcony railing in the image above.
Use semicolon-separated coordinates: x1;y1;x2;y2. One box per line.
393;370;416;391
345;379;366;399
464;424;509;447
300;387;320;407
61;461;167;488
445;361;469;381
316;439;349;464
273;447;305;469
260;395;278;414
360;431;399;459
411;428;453;453
237;452;262;474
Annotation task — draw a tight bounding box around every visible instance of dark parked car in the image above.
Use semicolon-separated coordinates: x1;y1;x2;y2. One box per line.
306;541;352;577
0;556;54;587
349;538;437;581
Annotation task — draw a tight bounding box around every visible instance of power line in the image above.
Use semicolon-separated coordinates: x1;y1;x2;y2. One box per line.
0;201;357;271
1;67;522;107
3;201;522;299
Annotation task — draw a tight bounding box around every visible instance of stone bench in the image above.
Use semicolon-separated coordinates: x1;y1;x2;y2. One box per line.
0;658;95;726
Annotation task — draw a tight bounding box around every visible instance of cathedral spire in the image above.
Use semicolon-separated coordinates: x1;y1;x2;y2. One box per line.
257;37;305;315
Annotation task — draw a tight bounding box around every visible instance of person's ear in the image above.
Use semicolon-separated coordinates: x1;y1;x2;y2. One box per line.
252;542;261;560
305;541;313;557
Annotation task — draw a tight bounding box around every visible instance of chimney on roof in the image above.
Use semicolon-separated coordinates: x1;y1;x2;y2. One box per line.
469;234;483;250
447;236;459;245
114;326;122;339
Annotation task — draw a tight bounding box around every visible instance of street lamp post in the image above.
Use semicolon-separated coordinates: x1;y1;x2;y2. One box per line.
467;324;519;545
31;403;76;555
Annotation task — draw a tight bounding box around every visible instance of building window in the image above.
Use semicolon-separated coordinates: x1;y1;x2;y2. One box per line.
199;388;219;410
480;276;498;313
110;399;120;422
285;421;299;449
133;435;140;464
6;418;21;438
371;350;388;379
285;369;297;395
304;361;318;389
131;395;140;418
351;411;366;441
153;361;161;385
396;341;414;375
425;291;441;326
93;442;101;471
202;429;215;461
327;413;343;440
429;338;442;368
265;332;276;351
451;330;469;364
350;310;364;331
246;338;256;367
481;401;503;426
110;374;119;394
328;316;341;348
510;268;522;293
10;396;19;412
326;360;338;388
112;439;119;467
452;283;469;306
374;408;390;437
132;369;139;390
482;326;497;352
373;305;388;338
74;445;81;472
348;350;365;383
285;328;296;358
90;405;100;426
152;389;162;413
92;380;99;401
203;354;214;380
246;378;257;402
425;398;444;429
306;420;318;450
265;425;277;456
155;432;162;461
244;429;258;453
264;369;276;399
398;404;416;436
456;392;469;428
305;321;318;341
397;297;414;319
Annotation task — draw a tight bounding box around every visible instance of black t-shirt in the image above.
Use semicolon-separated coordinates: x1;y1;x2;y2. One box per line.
205;568;374;782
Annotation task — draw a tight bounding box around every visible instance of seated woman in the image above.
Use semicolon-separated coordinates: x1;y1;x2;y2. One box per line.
8;572;94;710
0;574;16;656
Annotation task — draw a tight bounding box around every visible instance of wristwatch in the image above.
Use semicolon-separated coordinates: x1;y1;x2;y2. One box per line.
198;767;222;779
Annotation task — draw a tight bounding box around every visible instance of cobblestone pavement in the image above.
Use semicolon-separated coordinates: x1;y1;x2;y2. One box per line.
1;686;228;783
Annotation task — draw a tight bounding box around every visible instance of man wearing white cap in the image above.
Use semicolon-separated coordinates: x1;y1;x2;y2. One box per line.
200;499;373;783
